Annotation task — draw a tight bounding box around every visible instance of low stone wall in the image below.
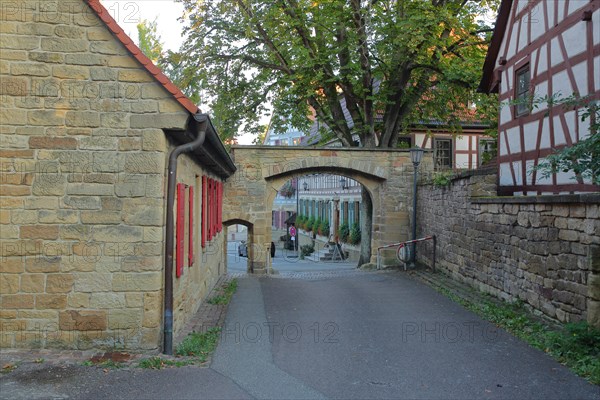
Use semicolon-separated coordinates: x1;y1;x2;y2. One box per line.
416;169;600;328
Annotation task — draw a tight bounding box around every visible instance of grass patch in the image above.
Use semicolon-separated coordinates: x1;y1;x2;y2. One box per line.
434;283;600;384
137;328;222;369
175;327;221;363
207;279;238;305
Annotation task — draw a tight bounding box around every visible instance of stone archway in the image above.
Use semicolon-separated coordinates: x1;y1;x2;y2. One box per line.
223;218;255;273
222;146;431;274
266;170;379;266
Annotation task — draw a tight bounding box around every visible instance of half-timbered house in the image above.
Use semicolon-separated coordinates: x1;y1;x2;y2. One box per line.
479;0;599;195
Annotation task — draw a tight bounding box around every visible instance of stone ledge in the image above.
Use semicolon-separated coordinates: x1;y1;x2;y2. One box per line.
471;193;600;205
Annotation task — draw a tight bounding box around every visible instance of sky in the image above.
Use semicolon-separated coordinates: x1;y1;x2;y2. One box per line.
99;0;259;144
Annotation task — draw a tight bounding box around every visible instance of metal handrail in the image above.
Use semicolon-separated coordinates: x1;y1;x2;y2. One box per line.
376;235;436;272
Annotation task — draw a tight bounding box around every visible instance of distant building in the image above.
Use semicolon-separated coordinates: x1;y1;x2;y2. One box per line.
301;97;494;170
263;118;305;146
479;0;599;195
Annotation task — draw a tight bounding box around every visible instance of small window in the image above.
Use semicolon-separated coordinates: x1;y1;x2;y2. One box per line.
515;65;530;117
434;139;452;169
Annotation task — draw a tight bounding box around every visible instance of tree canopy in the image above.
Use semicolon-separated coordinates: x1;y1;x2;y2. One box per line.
177;0;499;147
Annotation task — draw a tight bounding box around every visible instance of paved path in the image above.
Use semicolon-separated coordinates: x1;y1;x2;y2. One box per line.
1;270;599;399
216;272;599;399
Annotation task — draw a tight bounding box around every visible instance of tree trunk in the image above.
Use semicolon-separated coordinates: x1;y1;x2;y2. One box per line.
358;188;372;266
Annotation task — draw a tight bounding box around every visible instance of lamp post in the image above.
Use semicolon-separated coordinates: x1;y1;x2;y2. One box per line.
295;177;299;253
409;147;424;266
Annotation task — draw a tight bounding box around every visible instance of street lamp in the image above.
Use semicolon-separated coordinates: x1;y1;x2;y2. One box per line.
295;177;299;252
409;147;424;266
340;177;348;190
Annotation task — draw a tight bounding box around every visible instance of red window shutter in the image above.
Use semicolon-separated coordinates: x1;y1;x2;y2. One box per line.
212;180;217;235
176;183;185;278
218;182;223;232
188;185;194;267
201;176;206;248
208;178;213;240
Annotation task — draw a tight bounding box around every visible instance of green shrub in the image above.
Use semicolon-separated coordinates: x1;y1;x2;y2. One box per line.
312;218;321;233
319;220;330;237
306;216;315;232
349;223;361;244
339;223;349;243
432;171;453;187
300;243;314;257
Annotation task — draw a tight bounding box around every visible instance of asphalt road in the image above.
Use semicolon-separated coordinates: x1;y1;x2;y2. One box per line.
2;271;599;399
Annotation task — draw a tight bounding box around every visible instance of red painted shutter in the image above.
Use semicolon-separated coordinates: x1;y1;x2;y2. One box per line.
218;182;223;232
208;179;213;240
212;180;217;236
188;186;194;267
176;183;185;278
201;176;206;248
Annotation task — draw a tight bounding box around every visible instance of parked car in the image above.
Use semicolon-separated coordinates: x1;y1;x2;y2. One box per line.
238;241;248;257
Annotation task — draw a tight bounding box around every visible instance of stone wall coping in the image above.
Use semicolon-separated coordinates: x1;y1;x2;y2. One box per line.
231;145;433;154
471;193;600;204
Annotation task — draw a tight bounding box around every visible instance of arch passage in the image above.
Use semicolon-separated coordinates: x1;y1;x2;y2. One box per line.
222;146;429;273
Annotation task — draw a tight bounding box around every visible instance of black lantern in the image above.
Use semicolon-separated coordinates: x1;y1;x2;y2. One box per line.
340;177;348;190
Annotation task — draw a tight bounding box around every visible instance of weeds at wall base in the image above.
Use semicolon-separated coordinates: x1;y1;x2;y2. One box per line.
431;276;600;385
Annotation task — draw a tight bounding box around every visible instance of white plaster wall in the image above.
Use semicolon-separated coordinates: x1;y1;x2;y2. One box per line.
455;154;469;169
499;162;514;185
571;61;588;97
499;133;508;157
529;6;546;42
506;127;521;153
455;137;469;151
552;115;566;146
539;117;551;148
551;69;572;98
562;25;588;60
522;121;538;152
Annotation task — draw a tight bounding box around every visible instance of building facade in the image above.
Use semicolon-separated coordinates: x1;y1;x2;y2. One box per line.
0;0;235;351
479;0;599;195
297;174;361;241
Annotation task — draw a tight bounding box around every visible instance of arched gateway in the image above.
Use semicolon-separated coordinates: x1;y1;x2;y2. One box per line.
222;146;432;273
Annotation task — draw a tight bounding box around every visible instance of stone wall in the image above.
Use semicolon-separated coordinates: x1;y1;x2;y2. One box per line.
416;169;600;328
0;1;224;350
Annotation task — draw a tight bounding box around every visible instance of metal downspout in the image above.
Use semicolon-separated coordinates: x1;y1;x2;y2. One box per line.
163;115;208;355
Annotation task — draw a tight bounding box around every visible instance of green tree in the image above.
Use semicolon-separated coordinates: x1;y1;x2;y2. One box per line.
137;19;202;108
178;0;499;147
137;18;163;63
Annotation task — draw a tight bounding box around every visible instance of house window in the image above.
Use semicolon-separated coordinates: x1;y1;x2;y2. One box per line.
515;65;530;117
479;139;497;166
434;139;452;169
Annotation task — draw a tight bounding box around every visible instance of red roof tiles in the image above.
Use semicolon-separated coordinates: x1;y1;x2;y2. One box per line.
86;0;199;114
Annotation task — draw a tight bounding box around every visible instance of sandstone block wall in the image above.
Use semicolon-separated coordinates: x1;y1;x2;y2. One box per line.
416;170;600;328
0;1;224;350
